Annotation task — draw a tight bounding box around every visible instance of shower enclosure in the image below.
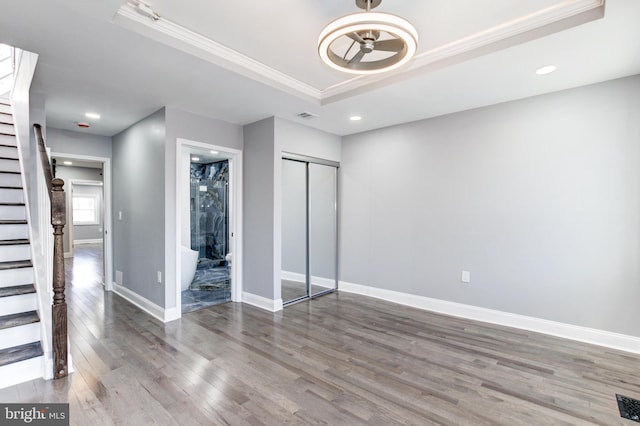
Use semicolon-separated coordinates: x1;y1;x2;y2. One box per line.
184;159;231;312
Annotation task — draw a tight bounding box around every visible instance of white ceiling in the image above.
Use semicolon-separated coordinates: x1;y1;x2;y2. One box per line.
0;0;639;137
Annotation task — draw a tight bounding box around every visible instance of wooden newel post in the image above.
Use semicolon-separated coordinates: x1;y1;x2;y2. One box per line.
51;178;68;379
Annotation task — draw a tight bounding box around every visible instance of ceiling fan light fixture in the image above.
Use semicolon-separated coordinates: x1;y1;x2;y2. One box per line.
318;10;418;75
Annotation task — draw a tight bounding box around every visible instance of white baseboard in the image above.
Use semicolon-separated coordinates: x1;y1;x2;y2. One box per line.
281;270;336;289
74;239;103;245
339;281;640;355
112;283;174;323
64;252;73;258
242;292;283;312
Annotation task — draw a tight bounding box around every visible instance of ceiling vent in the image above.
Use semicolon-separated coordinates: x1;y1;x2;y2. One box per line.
297;111;318;119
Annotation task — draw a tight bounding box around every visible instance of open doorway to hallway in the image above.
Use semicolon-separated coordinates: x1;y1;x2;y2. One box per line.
51;153;113;290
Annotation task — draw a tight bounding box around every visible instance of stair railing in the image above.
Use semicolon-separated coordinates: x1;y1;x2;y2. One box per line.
33;123;68;379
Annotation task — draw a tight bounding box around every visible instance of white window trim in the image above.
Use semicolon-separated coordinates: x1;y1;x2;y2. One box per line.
72;193;100;225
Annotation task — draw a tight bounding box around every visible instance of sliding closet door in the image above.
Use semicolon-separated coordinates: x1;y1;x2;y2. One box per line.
281;154;339;306
309;163;337;297
281;159;308;304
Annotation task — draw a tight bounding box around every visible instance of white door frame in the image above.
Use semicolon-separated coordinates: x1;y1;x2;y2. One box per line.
51;152;113;291
68;179;104;254
175;138;243;318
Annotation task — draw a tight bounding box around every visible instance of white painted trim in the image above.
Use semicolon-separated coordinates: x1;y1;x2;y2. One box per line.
112;282;172;323
339;281;640;355
113;0;602;105
64;252;73;259
242;292;283;313
73;239;103;244
174;138;243;319
281;270;335;289
0;356;44;390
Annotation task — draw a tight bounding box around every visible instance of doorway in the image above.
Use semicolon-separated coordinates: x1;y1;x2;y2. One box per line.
176;139;242;316
281;154;339;306
51;153;113;290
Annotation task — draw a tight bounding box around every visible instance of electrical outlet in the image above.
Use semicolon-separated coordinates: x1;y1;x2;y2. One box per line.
116;270;123;286
118;211;123;221
461;270;471;283
157;271;162;283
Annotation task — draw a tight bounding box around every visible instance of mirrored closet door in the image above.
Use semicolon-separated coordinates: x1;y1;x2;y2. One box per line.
281;155;338;306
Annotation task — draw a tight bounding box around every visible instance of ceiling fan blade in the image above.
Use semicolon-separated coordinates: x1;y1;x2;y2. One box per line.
348;50;366;65
374;39;404;52
347;32;365;43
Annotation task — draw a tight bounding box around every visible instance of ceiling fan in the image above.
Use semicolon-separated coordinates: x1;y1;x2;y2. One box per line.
318;0;419;75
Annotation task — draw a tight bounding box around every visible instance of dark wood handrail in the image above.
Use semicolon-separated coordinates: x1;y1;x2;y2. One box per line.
33;123;68;380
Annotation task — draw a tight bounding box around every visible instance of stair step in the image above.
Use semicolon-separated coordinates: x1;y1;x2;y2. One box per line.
0;310;38;330
0;263;34;288
0;103;10;115
0;113;12;125
0;312;40;351
0;158;19;173
0;292;37;316
0;146;17;159
0;123;14;136
0;260;32;270
0;135;16;148
0;284;35;298
0;221;28;240
0;203;26;220
0;171;21;187
0;342;43;368
0;187;23;203
0;240;30;262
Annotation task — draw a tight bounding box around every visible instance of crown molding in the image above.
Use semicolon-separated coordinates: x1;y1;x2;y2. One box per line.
113;0;605;105
113;3;322;102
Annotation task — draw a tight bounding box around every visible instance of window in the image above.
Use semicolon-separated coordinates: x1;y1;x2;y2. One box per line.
72;195;100;225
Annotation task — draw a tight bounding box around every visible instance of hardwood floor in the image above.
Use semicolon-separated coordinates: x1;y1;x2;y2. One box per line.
1;245;639;425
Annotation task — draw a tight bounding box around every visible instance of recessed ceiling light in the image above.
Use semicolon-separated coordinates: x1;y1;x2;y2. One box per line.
210;150;219;155
350;116;362;121
63;161;73;165
191;157;200;162
536;65;557;75
85;112;101;119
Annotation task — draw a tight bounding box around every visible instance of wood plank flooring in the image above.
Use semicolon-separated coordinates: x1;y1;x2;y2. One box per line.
1;244;639;425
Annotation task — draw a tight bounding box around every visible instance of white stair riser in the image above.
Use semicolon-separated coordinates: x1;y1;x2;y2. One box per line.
0;355;43;389
0;146;17;159
0;172;20;187
0;188;23;203
0;267;34;287
0;114;13;125
0;104;10;115
0;123;14;135
0;134;16;147
0;204;25;220
0;293;37;316
0;322;40;351
0;244;30;262
0;223;28;240
0;158;19;172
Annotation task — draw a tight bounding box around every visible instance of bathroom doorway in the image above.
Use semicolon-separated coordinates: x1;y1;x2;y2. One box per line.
281;154;339;306
176;139;242;315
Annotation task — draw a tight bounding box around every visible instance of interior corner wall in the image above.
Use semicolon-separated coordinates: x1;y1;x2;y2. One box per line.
112;108;166;307
340;75;640;338
275;117;342;162
243;117;280;300
47;127;113;159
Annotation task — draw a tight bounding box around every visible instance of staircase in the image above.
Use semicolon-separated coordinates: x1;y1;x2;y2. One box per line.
0;99;44;388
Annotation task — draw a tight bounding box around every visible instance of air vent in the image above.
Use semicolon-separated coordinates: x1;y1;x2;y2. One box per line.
617;394;640;423
296;111;318;119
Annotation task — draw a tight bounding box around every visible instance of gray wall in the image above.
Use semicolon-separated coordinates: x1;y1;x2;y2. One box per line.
276;118;341;162
112;108;166;307
47;127;113;158
54;165;103;252
243;117;280;300
340;75;640;337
